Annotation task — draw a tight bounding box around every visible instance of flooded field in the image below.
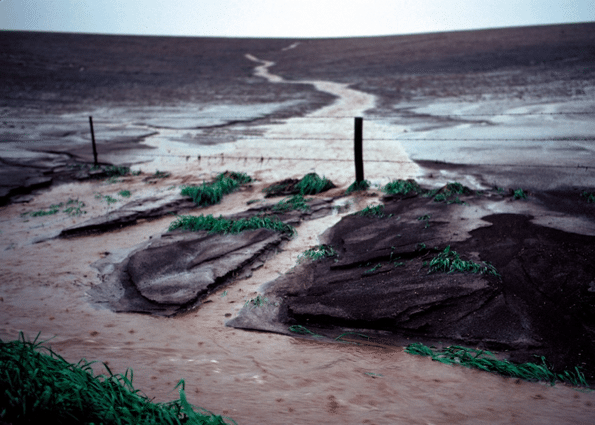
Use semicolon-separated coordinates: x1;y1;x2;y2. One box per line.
1;26;595;423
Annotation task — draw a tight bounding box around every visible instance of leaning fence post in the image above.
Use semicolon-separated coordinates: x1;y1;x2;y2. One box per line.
354;117;364;183
89;116;98;166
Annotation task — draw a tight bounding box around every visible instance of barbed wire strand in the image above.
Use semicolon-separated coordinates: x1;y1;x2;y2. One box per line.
1;146;592;170
3;136;594;144
123;152;594;170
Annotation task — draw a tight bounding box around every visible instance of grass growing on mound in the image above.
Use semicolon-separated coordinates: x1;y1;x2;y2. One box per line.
424;246;500;278
0;333;235;425
263;173;335;197
581;191;595;203
405;343;589;387
181;172;251;207
513;188;528;200
383;179;421;195
356;204;387;217
296;173;335;195
272;194;310;212
425;182;472;204
104;165;131;177
298;244;337;262
169;214;295;237
346;179;370;194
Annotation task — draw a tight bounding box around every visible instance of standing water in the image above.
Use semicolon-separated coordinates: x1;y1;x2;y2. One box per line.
0;49;592;424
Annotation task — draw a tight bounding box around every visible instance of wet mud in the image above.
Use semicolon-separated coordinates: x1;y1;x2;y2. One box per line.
2;24;595;424
230;188;595;382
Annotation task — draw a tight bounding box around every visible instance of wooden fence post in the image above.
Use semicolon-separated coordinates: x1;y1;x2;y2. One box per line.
89;116;98;166
354;117;364;183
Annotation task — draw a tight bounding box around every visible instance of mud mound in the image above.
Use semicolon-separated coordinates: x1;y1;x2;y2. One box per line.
263;173;336;198
91;228;285;316
90;196;336;316
229;191;595;381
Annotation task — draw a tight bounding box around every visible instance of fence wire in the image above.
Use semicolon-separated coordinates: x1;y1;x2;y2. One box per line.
1;114;593;171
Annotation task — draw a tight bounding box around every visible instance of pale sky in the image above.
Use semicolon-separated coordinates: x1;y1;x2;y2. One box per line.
0;0;593;38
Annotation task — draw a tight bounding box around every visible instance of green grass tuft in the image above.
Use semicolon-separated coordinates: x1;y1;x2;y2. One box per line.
444;182;471;195
24;204;62;217
364;263;383;274
0;333;235;424
245;294;269;308
62;199;87;216
103;165;131;177
181;172;251;207
296;173;335;195
424;245;500;277
581;191;595;203
405;342;589;387
272;194;310;213
383;179;421;195
168;214;296;237
23;199;87;218
95;193;118;204
417;214;431;228
346;179;370;194
513;188;528;200
152;170;171;179
222;172;251;184
356;204;386;217
119;190;131;198
426;182;472;204
298;244;336;262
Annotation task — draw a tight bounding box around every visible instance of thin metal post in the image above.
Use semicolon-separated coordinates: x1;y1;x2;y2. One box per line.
89;116;98;166
354;117;364;183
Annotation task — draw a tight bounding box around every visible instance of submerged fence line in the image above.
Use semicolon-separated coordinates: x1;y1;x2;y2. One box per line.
1;115;593;174
125;152;595;171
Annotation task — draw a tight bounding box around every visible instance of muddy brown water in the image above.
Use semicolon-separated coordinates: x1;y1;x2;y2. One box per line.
0;180;593;425
1;49;594;424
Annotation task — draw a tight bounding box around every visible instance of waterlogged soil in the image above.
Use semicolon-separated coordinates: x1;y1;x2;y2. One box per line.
1;25;595;424
230;189;595;383
1;173;595;424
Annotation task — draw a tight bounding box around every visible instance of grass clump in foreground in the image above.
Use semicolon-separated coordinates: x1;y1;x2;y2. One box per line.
405;342;589;387
0;333;235;425
181;172;251;207
298;244;337;262
383;179;421;196
169;214;296;237
346;179;370;194
424;245;500;278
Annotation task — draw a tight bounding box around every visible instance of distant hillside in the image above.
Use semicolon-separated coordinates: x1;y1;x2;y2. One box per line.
1;23;594;114
267;22;595;112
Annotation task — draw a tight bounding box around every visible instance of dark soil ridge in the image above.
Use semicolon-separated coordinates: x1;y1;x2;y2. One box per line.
228;189;595;382
89;196;336;317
